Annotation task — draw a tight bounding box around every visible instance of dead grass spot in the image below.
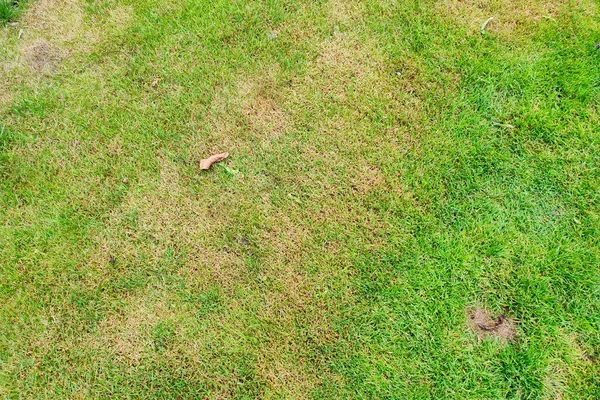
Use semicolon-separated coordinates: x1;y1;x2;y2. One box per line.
350;165;385;195
0;89;13;109
95;296;170;364
243;95;289;141
236;72;291;144
21;0;99;51
436;0;570;36
187;69;290;156
23;40;61;71
468;308;516;343
328;0;364;25
107;6;134;31
87;153;246;296
0;1;135;114
253;269;341;397
312;31;381;99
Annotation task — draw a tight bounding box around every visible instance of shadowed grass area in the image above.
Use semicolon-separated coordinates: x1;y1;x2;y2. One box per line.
1;0;599;398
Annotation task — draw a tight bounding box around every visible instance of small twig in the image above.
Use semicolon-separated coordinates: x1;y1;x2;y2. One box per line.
481;17;494;35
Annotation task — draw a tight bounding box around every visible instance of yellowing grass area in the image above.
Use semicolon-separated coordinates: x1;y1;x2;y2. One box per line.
1;0;599;398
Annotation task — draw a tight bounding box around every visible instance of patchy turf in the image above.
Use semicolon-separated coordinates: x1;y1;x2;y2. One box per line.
1;0;599;398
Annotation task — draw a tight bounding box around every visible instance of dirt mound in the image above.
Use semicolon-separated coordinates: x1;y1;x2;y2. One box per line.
468;308;516;343
24;40;61;71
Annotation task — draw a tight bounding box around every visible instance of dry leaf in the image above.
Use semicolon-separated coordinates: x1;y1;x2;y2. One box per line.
200;152;229;170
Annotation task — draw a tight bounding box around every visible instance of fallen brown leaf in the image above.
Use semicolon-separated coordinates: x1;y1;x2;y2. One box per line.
200;152;229;170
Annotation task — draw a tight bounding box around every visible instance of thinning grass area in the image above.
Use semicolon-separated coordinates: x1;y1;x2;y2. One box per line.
1;0;599;398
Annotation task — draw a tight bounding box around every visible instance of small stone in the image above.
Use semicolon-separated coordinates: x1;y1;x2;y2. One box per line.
269;33;278;40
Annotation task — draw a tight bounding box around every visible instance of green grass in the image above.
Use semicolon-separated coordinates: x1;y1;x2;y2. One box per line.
0;0;20;26
1;0;599;398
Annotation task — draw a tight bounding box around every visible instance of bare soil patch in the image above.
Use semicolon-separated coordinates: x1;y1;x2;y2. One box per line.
468;308;517;343
24;40;60;71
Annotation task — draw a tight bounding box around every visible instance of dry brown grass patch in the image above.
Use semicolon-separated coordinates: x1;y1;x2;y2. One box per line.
236;211;344;395
468;308;517;343
236;71;291;145
327;0;365;25
243;94;289;141
19;0;99;60
253;269;341;397
436;0;570;36
312;31;382;99
86;152;247;296
254;348;327;398
94;296;171;364
180;247;246;296
350;164;385;196
1;1;134;110
107;5;134;31
186;68;290;158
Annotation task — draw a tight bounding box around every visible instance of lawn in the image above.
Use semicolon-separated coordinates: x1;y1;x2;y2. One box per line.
1;0;599;398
